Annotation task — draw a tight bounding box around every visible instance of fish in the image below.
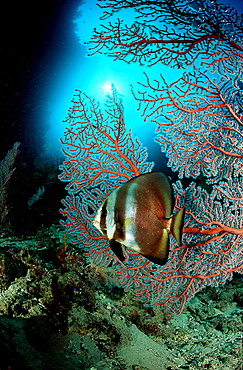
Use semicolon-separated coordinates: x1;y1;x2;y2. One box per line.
92;172;185;265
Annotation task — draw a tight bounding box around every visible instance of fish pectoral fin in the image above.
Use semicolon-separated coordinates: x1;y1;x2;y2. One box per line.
144;229;169;266
115;217;133;231
171;207;185;245
121;217;133;230
109;239;126;262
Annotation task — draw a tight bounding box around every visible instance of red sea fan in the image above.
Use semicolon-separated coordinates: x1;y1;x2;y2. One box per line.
59;86;243;315
59;0;243;314
59;85;154;261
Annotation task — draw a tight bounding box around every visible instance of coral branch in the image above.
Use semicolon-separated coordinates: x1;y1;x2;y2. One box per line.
59;87;153;247
0;142;20;224
132;64;243;181
89;0;243;67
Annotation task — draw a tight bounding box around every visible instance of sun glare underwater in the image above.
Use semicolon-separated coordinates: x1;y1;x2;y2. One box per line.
44;0;182;169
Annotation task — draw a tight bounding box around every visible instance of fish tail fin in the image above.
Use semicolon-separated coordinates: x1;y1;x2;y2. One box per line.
171;208;185;245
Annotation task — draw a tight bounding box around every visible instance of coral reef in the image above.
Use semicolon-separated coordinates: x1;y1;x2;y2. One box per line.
0;225;242;369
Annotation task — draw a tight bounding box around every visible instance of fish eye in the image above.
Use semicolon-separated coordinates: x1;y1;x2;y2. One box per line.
116;222;122;230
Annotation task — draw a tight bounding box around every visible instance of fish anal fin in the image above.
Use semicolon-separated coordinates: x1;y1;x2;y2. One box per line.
110;239;126;262
171;208;185;245
144;229;169;266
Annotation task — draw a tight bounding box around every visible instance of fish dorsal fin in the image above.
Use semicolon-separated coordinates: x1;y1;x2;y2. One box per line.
144;229;169;266
171;208;185;245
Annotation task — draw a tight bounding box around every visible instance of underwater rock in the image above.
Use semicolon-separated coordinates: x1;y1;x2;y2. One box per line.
0;227;242;369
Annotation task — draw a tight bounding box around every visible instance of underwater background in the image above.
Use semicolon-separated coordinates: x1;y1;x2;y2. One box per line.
1;0;243;369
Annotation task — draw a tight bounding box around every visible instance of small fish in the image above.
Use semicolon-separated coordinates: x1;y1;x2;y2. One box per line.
93;172;185;265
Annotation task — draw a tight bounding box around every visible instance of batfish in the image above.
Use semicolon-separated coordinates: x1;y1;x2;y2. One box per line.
92;172;185;265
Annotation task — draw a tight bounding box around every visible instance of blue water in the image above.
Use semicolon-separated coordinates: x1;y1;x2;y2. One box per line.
44;0;181;159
